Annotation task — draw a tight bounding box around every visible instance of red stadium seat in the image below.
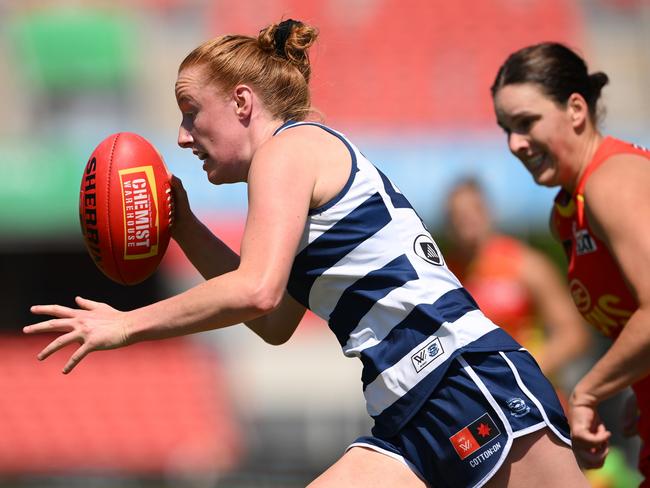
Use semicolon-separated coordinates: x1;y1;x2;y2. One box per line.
206;0;585;129
0;334;242;477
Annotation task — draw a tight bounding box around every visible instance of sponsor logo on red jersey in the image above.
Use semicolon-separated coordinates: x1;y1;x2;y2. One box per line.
573;223;597;256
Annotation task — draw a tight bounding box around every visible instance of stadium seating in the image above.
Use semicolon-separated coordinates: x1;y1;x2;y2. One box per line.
207;0;585;129
0;334;242;478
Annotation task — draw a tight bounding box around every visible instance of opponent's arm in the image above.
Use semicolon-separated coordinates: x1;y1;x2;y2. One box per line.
569;153;650;467
571;153;650;403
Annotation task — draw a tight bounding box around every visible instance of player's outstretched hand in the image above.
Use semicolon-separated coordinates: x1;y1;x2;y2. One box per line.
23;296;130;374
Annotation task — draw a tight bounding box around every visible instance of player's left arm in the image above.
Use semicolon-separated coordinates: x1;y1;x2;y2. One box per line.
24;133;315;372
571;152;650;405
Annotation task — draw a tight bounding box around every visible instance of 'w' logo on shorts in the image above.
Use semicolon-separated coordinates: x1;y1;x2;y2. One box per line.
449;413;501;460
411;337;444;373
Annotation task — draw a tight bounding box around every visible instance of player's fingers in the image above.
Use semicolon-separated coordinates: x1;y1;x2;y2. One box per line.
593;424;612;442
572;437;609;455
170;174;184;189
169;175;189;205
62;345;92;374
75;296;117;313
576;445;609;469
37;331;80;361
29;304;76;318
573;426;611;445
23;318;74;335
75;296;101;310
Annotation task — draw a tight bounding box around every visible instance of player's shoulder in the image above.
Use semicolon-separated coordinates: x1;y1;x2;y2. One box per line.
275;120;337;139
265;121;328;147
259;121;350;165
582;151;650;242
586;151;650;201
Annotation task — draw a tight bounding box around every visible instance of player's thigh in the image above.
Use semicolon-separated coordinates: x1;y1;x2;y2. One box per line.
485;428;588;488
308;446;426;488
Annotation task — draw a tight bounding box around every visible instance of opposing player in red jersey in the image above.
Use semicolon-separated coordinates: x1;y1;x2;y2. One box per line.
444;179;589;382
492;42;650;483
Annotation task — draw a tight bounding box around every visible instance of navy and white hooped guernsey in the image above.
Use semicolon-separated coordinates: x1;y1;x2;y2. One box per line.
276;121;521;437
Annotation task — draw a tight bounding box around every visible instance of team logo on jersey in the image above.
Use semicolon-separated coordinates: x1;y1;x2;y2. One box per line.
411;337;444;373
506;397;530;418
573;223;597;255
413;234;444;266
569;279;592;313
449;413;501;460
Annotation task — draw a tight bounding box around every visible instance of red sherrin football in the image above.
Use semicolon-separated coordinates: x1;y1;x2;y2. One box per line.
79;132;173;285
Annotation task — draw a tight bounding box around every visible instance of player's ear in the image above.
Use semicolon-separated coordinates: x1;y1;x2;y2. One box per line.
567;93;588;129
233;85;253;119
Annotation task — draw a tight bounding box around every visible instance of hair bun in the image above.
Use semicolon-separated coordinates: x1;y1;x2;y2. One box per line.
273;19;301;56
258;19;318;82
589;71;609;92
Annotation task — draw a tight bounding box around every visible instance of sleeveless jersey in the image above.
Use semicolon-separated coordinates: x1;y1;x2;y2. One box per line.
277;121;521;437
552;137;649;339
447;235;539;350
553;136;650;478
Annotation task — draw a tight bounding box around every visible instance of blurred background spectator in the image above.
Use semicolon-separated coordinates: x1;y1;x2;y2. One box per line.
0;0;648;486
441;177;590;395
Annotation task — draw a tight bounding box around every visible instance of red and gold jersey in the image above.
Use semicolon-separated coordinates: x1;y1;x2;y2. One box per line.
552;137;649;339
447;235;537;347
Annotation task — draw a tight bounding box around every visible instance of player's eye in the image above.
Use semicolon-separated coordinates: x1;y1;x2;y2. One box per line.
181;112;196;125
512;116;538;134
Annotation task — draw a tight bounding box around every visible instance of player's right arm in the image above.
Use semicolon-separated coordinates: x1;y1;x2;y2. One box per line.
170;175;241;278
170;176;306;345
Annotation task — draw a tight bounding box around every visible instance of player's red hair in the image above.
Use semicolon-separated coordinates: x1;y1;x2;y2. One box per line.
179;19;318;122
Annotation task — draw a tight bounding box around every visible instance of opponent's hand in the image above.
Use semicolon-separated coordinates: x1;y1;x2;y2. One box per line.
569;402;611;469
23;296;131;374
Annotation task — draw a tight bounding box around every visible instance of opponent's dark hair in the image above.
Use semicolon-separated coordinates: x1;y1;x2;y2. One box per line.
179;19;318;121
491;42;609;123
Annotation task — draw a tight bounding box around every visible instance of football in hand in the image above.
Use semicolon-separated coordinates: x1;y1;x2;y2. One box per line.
79;132;173;285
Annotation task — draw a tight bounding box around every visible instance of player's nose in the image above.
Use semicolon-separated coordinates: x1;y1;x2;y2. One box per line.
178;125;193;149
508;132;529;154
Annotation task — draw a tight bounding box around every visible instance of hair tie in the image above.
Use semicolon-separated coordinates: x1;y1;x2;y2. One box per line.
274;19;300;57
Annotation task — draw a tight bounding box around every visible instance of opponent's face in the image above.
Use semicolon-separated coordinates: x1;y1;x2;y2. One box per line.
493;83;576;188
175;65;249;185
